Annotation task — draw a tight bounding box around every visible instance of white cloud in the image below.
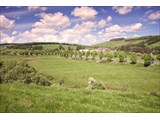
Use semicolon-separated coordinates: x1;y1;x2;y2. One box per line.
27;6;47;11
71;6;98;20
106;16;112;22
106;23;142;33
59;21;96;44
112;6;134;15
34;12;70;30
149;21;158;24
12;31;17;35
147;11;160;20
97;20;106;28
3;10;28;18
0;32;14;43
11;12;70;43
84;34;97;43
98;23;142;42
0;15;15;30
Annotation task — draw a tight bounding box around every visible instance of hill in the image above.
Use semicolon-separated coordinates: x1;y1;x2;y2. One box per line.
93;35;160;49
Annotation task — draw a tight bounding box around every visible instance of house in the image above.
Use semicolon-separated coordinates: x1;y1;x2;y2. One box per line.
95;47;110;53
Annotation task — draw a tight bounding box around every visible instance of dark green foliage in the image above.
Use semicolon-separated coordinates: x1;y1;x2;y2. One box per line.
144;54;152;67
76;45;85;51
59;45;65;50
130;52;137;64
156;54;160;61
7;44;43;50
0;61;52;86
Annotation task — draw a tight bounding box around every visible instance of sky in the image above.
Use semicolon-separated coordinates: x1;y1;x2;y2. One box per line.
0;6;160;45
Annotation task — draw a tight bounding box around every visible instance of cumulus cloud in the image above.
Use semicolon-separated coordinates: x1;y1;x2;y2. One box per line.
147;11;160;20
59;21;96;44
27;6;47;11
34;12;70;30
106;23;142;33
12;31;17;35
112;6;134;15
84;34;97;43
97;23;142;42
0;32;14;43
71;6;98;20
0;15;15;30
11;12;70;43
97;20;106;28
106;16;112;22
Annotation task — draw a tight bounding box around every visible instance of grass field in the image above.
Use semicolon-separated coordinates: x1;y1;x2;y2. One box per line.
0;55;160;112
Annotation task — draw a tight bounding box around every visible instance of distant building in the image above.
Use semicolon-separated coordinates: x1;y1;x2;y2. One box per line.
79;49;95;53
95;47;110;53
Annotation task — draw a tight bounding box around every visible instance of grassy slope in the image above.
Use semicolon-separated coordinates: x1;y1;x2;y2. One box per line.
0;55;160;112
93;37;160;48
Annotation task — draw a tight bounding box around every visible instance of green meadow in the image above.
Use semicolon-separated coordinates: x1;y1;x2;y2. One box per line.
0;55;160;112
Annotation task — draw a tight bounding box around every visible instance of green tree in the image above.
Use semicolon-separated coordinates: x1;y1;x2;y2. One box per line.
105;52;113;62
91;52;97;60
118;51;126;62
85;51;90;60
130;52;137;64
78;51;83;59
156;54;160;61
144;54;152;67
99;52;103;60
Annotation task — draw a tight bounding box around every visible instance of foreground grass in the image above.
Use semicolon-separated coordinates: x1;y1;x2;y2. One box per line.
0;83;160;113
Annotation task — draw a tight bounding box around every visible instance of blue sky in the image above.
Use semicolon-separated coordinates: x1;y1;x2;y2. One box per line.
0;6;159;45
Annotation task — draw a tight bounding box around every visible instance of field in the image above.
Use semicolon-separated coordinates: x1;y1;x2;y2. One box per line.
0;55;160;112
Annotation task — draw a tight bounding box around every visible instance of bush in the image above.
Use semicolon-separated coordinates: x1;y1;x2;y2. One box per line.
105;52;113;62
99;52;103;60
0;61;52;86
118;51;126;62
130;52;137;64
144;54;152;67
157;54;160;61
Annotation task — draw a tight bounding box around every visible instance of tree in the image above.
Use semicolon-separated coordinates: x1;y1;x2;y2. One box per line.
118;51;126;62
157;54;160;61
74;51;78;59
105;52;113;62
99;52;103;60
91;52;97;60
59;45;65;50
85;51;90;60
78;51;83;59
130;52;137;64
144;54;152;67
76;45;85;51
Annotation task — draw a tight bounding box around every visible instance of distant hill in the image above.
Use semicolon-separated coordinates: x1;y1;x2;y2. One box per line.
93;35;160;49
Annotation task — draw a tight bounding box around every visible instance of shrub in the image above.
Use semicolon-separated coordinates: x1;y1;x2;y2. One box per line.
85;51;90;60
118;51;126;62
0;61;52;86
144;54;152;67
99;52;103;60
105;52;113;62
157;54;160;61
91;52;97;60
130;52;137;64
